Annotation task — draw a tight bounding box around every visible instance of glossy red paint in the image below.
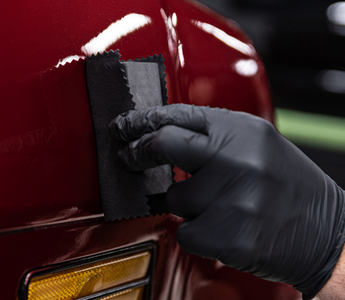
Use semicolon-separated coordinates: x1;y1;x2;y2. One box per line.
0;0;299;299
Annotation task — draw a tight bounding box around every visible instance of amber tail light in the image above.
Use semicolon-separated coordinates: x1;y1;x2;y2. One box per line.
19;243;154;300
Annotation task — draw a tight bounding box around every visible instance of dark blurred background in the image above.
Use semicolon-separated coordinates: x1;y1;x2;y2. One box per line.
197;0;345;188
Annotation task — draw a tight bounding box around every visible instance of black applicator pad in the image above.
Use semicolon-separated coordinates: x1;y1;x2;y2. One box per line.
85;51;171;221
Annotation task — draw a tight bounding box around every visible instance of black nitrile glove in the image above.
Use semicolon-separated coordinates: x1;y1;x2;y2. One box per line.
109;104;345;299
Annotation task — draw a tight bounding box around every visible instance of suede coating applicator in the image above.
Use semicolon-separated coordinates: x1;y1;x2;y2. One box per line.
85;50;171;221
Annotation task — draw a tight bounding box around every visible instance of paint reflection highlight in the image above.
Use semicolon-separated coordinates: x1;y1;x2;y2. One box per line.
192;20;255;56
161;10;184;68
234;59;258;76
178;44;185;68
172;12;178;27
82;13;151;55
55;55;85;68
161;9;178;57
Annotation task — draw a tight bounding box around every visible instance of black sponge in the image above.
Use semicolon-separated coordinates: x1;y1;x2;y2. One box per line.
85;51;171;221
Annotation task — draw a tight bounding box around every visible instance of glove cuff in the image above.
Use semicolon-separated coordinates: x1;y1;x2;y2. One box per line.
297;185;345;299
298;244;344;299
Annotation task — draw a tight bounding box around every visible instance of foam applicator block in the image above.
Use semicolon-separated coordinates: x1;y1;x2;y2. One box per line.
86;50;148;220
86;50;171;220
123;59;172;216
122;61;172;197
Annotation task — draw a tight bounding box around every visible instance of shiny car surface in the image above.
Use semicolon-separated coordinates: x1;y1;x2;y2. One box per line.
0;0;300;299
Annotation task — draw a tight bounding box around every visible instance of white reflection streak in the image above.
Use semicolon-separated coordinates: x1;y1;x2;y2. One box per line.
235;59;258;76
160;9;178;56
193;21;255;56
55;55;85;68
82;13;151;55
327;2;345;25
172;12;178;27
178;44;185;68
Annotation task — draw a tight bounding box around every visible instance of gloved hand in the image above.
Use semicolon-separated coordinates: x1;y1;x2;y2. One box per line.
109;104;345;299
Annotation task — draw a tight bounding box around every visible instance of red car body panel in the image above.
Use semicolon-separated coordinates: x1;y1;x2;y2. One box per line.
0;0;300;299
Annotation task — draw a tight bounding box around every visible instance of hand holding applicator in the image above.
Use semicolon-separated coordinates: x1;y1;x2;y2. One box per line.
110;104;345;300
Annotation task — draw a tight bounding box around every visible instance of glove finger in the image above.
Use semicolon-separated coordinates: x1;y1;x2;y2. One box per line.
176;220;203;256
176;206;234;261
176;218;219;259
109;104;209;142
165;167;221;218
117;125;212;174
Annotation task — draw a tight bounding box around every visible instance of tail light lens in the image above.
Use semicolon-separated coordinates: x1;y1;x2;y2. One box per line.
20;244;154;300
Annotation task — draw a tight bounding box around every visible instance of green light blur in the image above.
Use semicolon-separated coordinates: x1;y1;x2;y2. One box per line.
275;108;345;152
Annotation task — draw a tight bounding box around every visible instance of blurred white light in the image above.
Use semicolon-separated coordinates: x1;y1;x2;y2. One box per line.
234;59;258;76
193;20;255;56
327;2;345;25
172;13;178;27
318;70;345;94
82;14;151;55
